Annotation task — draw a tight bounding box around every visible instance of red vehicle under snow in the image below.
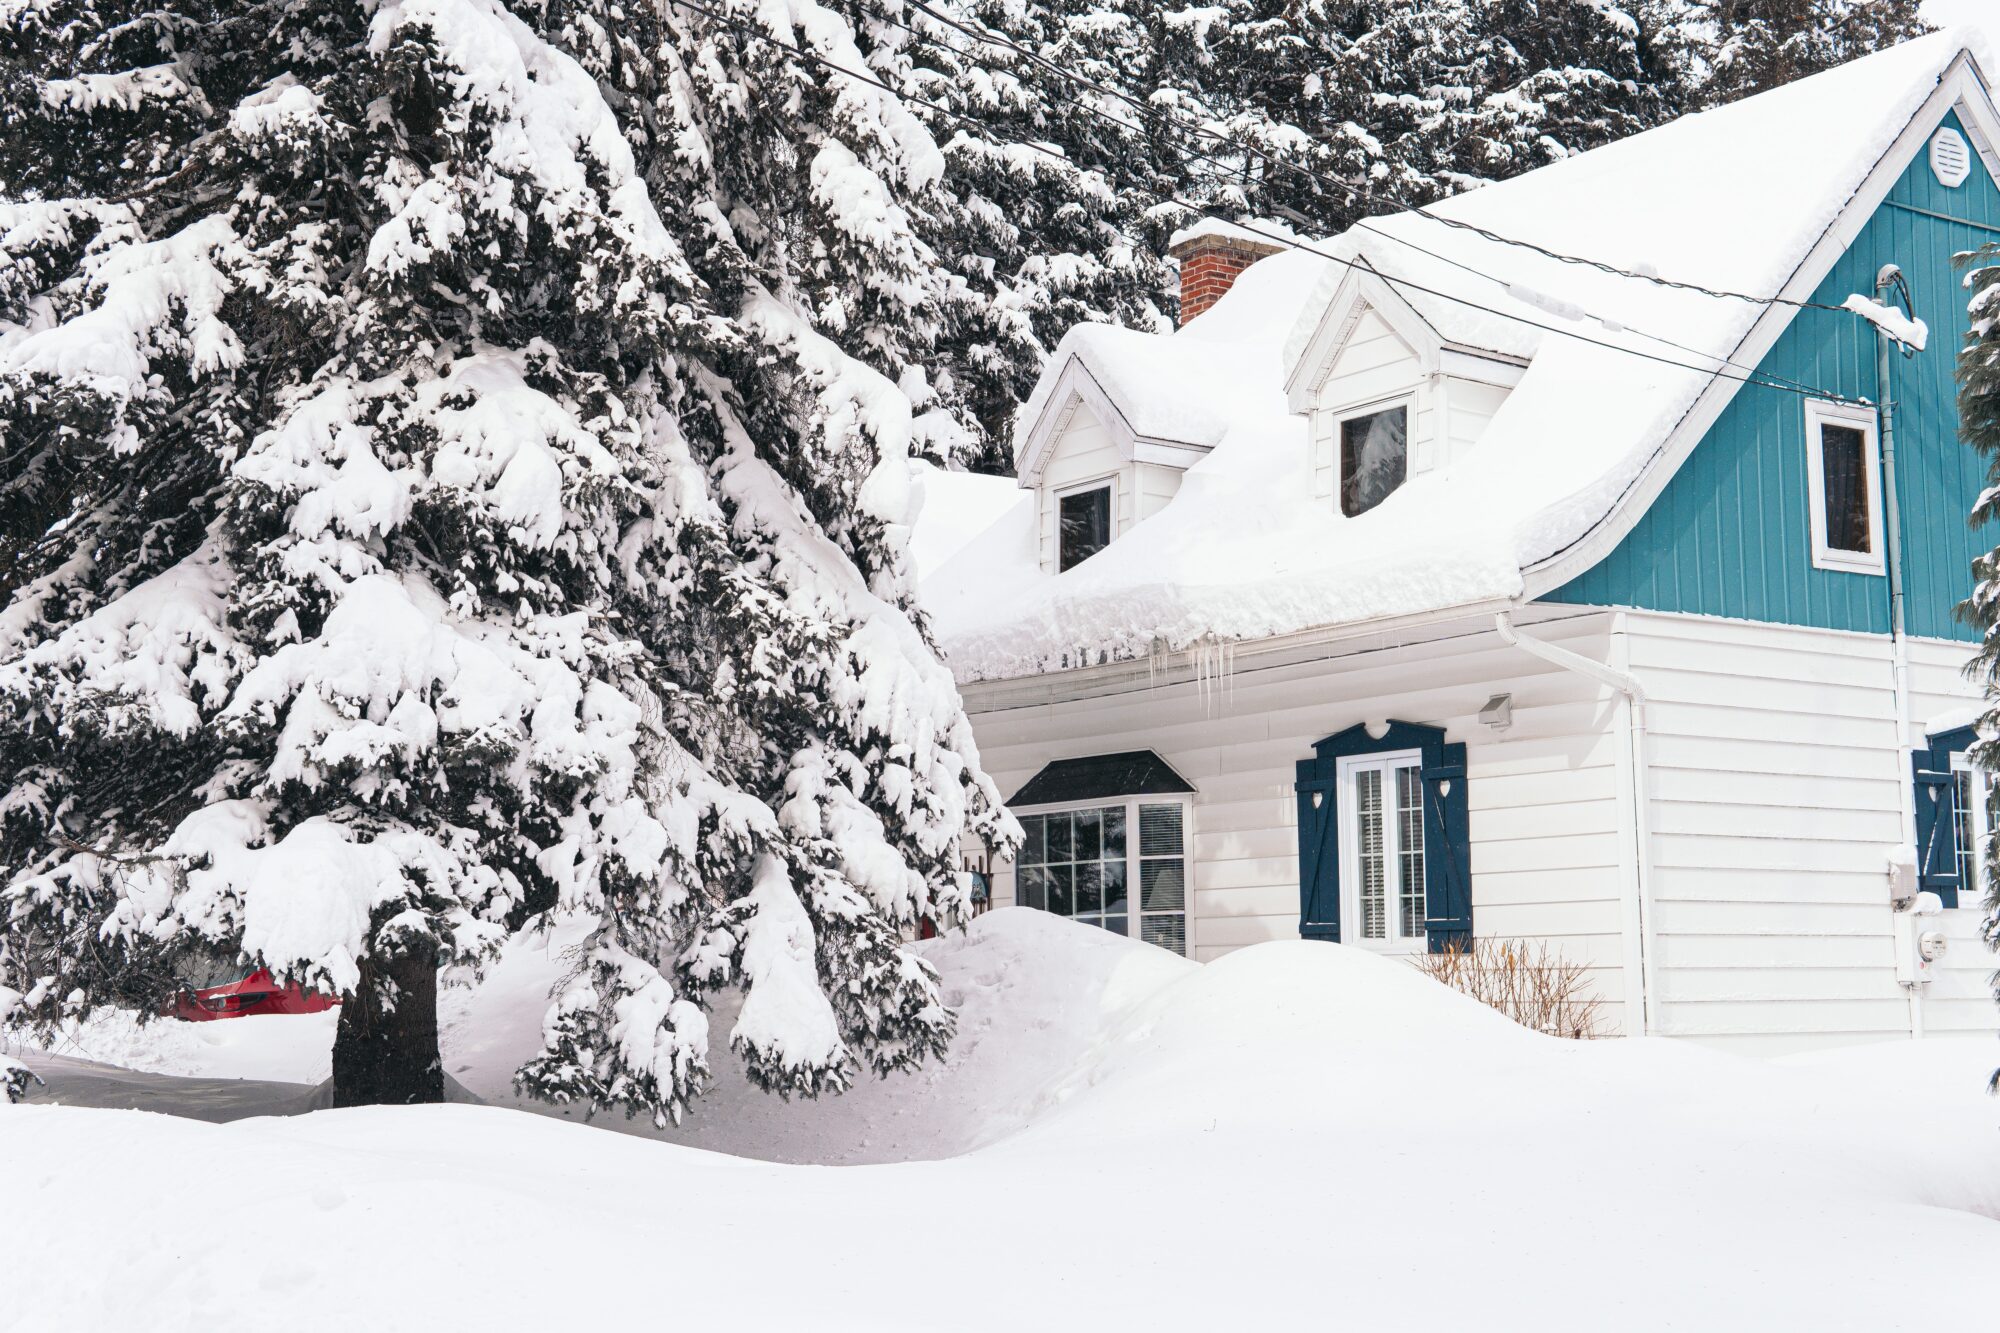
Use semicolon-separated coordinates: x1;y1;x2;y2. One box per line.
169;968;338;1022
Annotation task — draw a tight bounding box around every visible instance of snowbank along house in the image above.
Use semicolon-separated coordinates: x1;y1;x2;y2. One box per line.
916;31;2000;1050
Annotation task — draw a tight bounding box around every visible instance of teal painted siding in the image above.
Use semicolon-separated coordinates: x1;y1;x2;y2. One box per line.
1544;109;2000;641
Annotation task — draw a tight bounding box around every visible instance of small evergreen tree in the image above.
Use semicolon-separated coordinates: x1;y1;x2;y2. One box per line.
1954;246;2000;1076
0;0;1013;1118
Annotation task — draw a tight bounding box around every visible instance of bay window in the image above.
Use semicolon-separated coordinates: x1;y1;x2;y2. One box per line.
1007;751;1194;956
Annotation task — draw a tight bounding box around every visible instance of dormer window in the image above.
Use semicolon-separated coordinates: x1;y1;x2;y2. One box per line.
1340;401;1409;517
1059;483;1111;571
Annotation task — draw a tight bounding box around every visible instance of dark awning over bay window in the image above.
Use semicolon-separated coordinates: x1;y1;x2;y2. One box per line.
1007;750;1194;808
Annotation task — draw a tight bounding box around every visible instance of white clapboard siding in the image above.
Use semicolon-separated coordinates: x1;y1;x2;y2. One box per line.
1133;460;1182;523
1625;611;1995;1048
961;606;1635;1027
1444;377;1509;466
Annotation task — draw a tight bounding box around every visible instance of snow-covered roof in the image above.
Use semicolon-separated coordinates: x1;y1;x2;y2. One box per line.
1011;245;1327;477
927;29;1999;685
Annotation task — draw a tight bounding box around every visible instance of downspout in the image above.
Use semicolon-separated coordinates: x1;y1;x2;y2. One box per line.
1875;263;1922;1039
1496;611;1659;1037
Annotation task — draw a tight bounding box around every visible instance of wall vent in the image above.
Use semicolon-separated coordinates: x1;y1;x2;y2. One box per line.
1931;127;1971;189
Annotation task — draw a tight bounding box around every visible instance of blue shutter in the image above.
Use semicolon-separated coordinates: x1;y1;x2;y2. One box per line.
1422;743;1472;953
1295;757;1340;940
1911;759;1956;904
1298;721;1468;948
1912;725;1976;909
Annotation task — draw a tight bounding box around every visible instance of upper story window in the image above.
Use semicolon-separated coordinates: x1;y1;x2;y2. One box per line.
1058;483;1111;571
1007;750;1194;956
1340;401;1409;517
1804;399;1884;575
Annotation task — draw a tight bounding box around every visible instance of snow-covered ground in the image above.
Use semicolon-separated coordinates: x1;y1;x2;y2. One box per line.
5;910;1999;1330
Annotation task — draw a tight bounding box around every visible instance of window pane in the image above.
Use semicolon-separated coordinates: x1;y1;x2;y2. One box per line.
1103;806;1126;859
1101;915;1128;938
1356;768;1386;940
1074;808;1102;862
1141;859;1184;912
1397;765;1427;940
1048;860;1080;912
1102;860;1129;915
1141;915;1186;956
1340;406;1408;518
1819;424;1871;554
1955;770;1977;887
1046;813;1072;862
1019;816;1044;867
1075;861;1103;914
1059;486;1112;571
1139;804;1183;858
1017;866;1047;912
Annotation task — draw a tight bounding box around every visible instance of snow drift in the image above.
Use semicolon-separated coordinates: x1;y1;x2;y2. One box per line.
6;909;1999;1331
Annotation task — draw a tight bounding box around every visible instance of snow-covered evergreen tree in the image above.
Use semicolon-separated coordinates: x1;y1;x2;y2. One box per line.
1125;0;1696;235
0;0;1013;1118
902;0;1174;470
1684;0;1930;108
1954;246;2000;1066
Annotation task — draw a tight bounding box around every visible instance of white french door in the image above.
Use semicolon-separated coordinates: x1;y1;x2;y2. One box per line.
1337;750;1427;950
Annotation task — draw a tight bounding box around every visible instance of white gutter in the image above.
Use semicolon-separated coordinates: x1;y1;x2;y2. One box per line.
1495;611;1659;1037
1875;263;1923;1040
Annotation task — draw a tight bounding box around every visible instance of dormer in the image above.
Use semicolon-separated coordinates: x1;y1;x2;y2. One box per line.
1284;263;1528;516
1016;323;1273;574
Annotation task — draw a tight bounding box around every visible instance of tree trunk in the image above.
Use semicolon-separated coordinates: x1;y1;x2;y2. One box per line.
331;946;444;1107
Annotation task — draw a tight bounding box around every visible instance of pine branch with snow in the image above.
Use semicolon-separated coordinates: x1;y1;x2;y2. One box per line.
1954;245;2000;1072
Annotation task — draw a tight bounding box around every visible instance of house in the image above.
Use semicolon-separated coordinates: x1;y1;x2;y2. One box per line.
916;30;2000;1052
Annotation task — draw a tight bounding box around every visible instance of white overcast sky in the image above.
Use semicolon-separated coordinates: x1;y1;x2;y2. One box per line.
1922;0;1996;33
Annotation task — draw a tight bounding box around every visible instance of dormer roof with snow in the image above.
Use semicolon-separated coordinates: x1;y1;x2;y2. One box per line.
1012;233;1321;488
920;29;2000;685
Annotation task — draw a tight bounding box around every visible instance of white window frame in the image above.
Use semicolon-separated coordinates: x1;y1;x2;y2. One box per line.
1333;394;1414;518
1949;751;1990;908
1803;398;1886;576
1053;474;1117;572
1008;793;1194;954
1335;748;1428;954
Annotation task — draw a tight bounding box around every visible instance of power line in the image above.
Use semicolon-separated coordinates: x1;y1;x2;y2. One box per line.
887;0;1855;399
656;0;1863;404
1348;220;1841;404
900;0;1854;316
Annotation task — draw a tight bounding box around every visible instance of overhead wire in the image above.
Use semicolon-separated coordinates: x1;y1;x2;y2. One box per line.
884;0;1858;400
898;0;1858;316
658;0;1870;404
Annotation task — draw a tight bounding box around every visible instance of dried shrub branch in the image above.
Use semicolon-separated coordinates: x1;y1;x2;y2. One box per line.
1414;938;1607;1039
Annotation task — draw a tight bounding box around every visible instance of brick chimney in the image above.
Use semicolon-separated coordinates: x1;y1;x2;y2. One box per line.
1168;220;1288;325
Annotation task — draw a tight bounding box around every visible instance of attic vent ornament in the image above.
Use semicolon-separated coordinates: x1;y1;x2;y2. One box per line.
1930;127;1971;189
